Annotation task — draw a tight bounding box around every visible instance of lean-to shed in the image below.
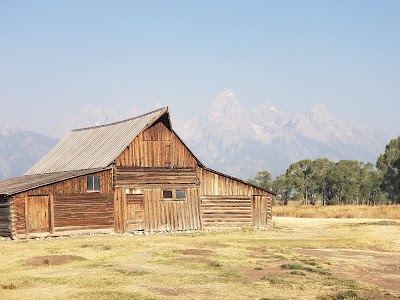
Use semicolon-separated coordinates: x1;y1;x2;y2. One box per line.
0;107;274;238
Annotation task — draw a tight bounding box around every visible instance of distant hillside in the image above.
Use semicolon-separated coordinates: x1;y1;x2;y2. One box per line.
0;127;58;180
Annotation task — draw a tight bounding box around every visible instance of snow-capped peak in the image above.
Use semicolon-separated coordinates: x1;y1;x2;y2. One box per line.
208;89;241;121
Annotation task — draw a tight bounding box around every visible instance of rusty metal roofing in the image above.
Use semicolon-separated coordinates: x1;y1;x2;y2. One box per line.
26;107;168;175
0;168;109;196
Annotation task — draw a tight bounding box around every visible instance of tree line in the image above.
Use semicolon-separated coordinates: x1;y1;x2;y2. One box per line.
248;136;400;205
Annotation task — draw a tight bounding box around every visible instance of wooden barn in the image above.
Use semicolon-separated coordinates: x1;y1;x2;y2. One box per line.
0;107;273;238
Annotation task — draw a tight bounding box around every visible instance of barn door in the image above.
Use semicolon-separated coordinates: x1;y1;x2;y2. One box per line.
126;194;144;231
26;195;50;234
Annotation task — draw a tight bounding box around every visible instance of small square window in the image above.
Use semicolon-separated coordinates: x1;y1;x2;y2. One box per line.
87;175;100;192
162;189;186;200
163;190;173;199
176;190;186;199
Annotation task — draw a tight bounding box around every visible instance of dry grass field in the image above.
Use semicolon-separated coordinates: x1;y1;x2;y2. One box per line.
0;217;399;300
273;205;400;219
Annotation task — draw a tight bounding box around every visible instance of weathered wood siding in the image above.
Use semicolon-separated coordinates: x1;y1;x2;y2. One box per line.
114;187;201;233
116;120;197;168
199;168;272;228
115;167;199;188
199;168;269;196
54;193;113;231
252;196;273;228
0;198;12;237
11;170;113;236
113;119;202;233
201;196;253;228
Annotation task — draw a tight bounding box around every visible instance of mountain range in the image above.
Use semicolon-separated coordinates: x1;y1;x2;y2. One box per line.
177;90;392;178
0;125;58;180
0;90;395;180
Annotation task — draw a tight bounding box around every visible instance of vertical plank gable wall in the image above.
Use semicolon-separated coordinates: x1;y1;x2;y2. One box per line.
115;120;197;168
12;170;113;236
114;119;201;232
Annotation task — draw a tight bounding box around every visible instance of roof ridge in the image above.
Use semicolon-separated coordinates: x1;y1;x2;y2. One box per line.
72;107;168;132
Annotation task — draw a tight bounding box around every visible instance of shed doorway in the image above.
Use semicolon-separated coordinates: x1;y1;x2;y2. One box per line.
26;195;51;234
126;194;144;231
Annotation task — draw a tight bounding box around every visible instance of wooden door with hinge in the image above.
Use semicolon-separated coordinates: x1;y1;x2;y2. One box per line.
126;194;145;231
26;195;52;234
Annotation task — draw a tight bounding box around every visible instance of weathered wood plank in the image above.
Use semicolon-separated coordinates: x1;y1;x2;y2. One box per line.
54;193;113;229
0;198;12;237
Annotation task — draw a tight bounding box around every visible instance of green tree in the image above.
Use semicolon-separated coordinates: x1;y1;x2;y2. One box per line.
376;136;400;204
286;159;316;205
359;165;386;205
311;158;334;205
248;170;273;190
272;174;293;205
325;160;361;205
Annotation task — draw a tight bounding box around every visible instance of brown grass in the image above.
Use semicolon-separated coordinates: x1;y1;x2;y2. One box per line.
273;204;400;219
0;218;399;300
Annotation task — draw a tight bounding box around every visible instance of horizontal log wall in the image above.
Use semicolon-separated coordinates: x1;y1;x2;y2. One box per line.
13;195;27;235
54;193;113;230
115;167;199;188
0;198;12;237
116;120;197;168
201;196;253;228
11;170;113;235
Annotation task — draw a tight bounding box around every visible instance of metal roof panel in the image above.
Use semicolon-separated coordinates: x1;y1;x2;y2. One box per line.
25;107;168;175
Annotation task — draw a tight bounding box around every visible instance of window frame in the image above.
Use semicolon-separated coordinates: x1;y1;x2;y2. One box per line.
162;189;187;201
87;175;100;192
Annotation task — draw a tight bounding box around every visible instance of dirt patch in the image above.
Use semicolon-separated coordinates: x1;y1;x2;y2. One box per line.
152;287;193;296
177;249;214;256
178;256;214;265
297;249;400;295
23;255;82;266
115;264;154;275
235;266;271;283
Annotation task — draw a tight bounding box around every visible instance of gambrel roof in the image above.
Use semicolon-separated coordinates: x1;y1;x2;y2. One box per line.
26;107;170;175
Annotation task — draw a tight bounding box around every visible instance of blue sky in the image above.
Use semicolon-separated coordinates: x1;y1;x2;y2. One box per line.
1;1;399;134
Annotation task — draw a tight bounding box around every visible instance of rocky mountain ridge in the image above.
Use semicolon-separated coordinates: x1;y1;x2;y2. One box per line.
176;90;392;179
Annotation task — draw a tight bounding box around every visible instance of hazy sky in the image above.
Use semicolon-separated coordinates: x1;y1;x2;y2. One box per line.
1;1;399;135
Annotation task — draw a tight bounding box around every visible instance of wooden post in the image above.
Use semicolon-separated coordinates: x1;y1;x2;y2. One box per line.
49;194;55;234
24;194;29;236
